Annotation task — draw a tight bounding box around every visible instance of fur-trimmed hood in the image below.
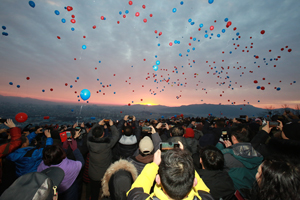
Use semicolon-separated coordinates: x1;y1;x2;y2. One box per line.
101;159;138;197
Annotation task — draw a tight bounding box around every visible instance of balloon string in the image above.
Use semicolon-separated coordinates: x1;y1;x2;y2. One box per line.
77;105;83;124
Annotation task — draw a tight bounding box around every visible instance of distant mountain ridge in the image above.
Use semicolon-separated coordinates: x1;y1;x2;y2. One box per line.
0;95;293;118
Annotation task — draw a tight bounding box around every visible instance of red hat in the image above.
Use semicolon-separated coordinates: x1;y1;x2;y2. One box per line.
184;128;195;138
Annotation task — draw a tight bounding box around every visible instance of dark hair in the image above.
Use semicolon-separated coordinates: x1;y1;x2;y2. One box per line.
171;126;184;137
20;135;27;146
230;124;251;142
42;144;66;166
251;158;300;200
200;145;224;170
215;119;225;128
123;126;133;136
92;126;104;138
158;149;195;200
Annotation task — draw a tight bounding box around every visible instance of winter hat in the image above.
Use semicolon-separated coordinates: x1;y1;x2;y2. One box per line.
283;122;300;141
139;136;154;155
184;128;195;138
0;167;64;200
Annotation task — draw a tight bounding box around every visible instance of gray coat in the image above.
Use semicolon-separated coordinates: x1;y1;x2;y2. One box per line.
87;125;121;181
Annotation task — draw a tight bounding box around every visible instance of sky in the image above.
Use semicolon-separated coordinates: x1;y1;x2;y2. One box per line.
0;0;300;109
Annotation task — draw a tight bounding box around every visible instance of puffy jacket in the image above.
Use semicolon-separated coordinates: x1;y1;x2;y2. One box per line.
87;125;120;181
0;127;22;158
6;132;53;177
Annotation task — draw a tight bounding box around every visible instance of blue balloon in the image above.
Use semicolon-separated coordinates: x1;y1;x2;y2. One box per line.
174;115;177;118
17;85;20;88
29;1;35;8
193;38;196;41
2;32;8;36
188;18;192;23
82;45;86;49
161;116;164;119
99;61;101;63
236;32;240;36
204;34;208;38
156;60;160;65
208;0;214;4
222;29;225;33
192;47;195;50
42;89;45;92
180;1;184;5
224;18;228;22
70;85;73;88
71;27;75;31
71;109;74;112
256;86;261;89
158;43;160;46
91;117;96;120
9;82;13;85
178;41;180;44
61;18;66;23
179;53;182;56
199;23;203;28
191;22;194;25
172;8;177;13
119;11;122;15
155;55;157;58
80;89;91;101
217;34;220;37
125;10;129;14
77;77;79;80
187;49;190;52
54;10;60;15
153;65;158;71
276;87;281;91
293;81;296;83
2;26;6;30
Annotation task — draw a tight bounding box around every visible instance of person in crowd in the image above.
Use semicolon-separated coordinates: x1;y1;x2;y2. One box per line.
166;125;190;153
183;127;198;154
202;119;226;146
37;140;84;200
5;129;53;177
155;122;171;142
101;159;138;200
127;125;161;175
250;157;300;200
0;119;22;158
197;146;236;200
113;115;141;161
251;121;300;161
221;124;263;191
127;143;214;200
87;119;120;200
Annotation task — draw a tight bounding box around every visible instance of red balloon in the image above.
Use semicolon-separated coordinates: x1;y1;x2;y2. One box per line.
288;49;292;52
93;25;96;29
101;16;104;20
143;18;147;23
50;88;53;91
57;36;61;39
117;21;120;24
142;5;146;9
70;19;76;23
254;80;258;84
261;86;265;90
169;42;173;46
226;21;232;27
67;6;73;11
128;1;132;5
65;83;68;86
83;36;86;38
15;112;28;123
135;12;139;17
210;26;214;31
26;77;30;80
149;14;153;17
260;30;265;34
123;14;126;18
128;103;131;106
71;15;75;18
159;32;162;36
43;116;50;120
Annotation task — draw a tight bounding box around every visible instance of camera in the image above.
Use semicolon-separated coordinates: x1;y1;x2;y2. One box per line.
269;121;279;127
142;126;152;132
0;119;7;123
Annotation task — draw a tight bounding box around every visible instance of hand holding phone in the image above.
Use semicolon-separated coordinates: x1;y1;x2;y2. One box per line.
159;142;180;152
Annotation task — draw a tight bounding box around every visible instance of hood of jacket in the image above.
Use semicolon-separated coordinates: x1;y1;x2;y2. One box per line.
102;159;138;197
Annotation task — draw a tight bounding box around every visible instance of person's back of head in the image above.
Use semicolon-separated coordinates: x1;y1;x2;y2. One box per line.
42;144;66;166
92;126;104;138
123;126;133;136
230;124;251;143
215;119;225;128
171;126;184;137
253;157;300;200
158;148;195;200
200;145;224;170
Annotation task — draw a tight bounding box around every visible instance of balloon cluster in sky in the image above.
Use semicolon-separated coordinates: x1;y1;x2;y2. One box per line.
3;0;296;108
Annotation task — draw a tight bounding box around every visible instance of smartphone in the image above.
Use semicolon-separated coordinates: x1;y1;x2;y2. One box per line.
240;115;246;118
75;126;81;130
66;131;72;141
0;119;7;123
142;126;151;132
222;131;229;141
269;121;279;127
159;142;180;152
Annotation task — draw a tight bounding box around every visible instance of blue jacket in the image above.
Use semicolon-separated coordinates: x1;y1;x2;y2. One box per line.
6;132;53;177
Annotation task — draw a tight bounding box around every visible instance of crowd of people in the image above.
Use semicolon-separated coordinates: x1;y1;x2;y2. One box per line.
0;111;299;200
